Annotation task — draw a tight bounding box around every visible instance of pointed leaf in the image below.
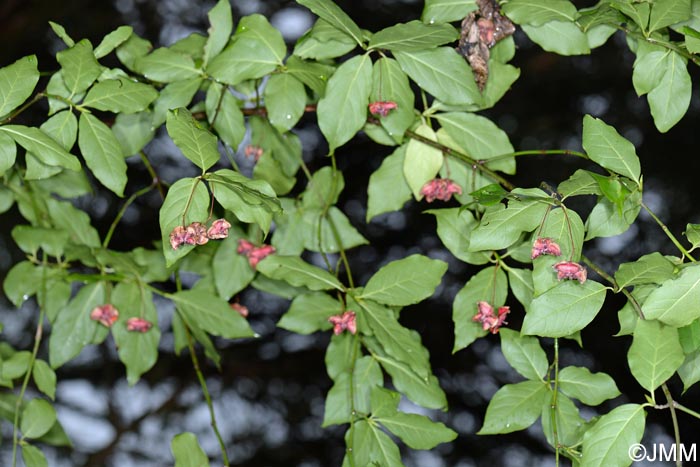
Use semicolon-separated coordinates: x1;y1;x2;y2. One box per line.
32;360;57;400
94;26;133;59
171;432;210;467
642;264;700;326
649;0;691;31
0;55;39;118
366;145;412;222
403;124;443;199
0;125;80;171
21;399;56;439
82;78;158;113
558;366;621;405
502;0;578;26
521;20;590;56
581;404;645;467
478;380;549;434
615;252;675;288
257;255;344;291
426;208;491;264
166;108;220;171
582;115;641;183
205;82;245;149
369;20;457;51
628;319;684;392
56;40;102;95
422;0;477;23
648;51;691;133
78;112;127;196
172;289;255;339
264;73;306;132
135;47;200;82
297;0;364;46
278;292;342;334
499;329;549;380
203;0;233;67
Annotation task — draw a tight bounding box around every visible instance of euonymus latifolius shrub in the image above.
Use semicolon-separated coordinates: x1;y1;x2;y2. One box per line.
1;0;700;465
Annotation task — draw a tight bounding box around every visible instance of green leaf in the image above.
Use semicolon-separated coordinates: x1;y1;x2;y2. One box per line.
159;177;210;267
0;55;39;118
499;329;549;380
326;332;354;379
249;116;302;177
353;357;383;414
541;393;585;448
558;367;621;405
2;351;32;380
166;108;220;171
203;0;233;67
615;252;675;288
285;56;332;95
611;0;651;31
582;115;641;183
297;0;364;46
585;190;642;240
371;57;415;144
135;47;201;82
21;444;48;467
648;51;691;133
480;61;521;110
111;282;161;385
581;404;645;467
508;268;535;310
453;266;508;352
172;289;255;339
78;112;127;196
56;40;102;95
94;26;133;59
323;372;352;426
649;0;691;31
293;19;357;60
685;223;700;248
360;254;447;306
212;235;255;299
49;282;108;368
300;206;368;253
522;281;607;337
369;20;457;51
642;264;700;326
152;77;202;127
559;169;602;199
470;191;550;251
205;82;245;149
112;111;155;156
372;389;457;449
422;0;477;23
21;399;56;439
521;21;590;56
435;112;516;173
3;261;44;307
632;42;669;96
171;432;210;467
257;255;344;291
264;73;306;132
0;132;15;177
116;33;152;72
0;125;80;171
317;54;372;151
678;350;700;391
46;198;100;247
502;0;578;26
32;360;57;400
278;292;342;334
366;145;412;222
351;420;403;467
40;110;78;152
478;380;549;434
82;78;158;113
403;124;443;199
395;47;481;106
49;21;75;47
426;208;491;265
628;319;684;392
207;14;285;85
302;166;344;210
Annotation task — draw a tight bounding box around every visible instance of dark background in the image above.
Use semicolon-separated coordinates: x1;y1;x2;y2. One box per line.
1;0;699;466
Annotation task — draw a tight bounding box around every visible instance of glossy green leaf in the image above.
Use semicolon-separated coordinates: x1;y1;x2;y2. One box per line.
521;21;590;56
111;282;161;385
470;191;550;251
172;289;255;339
0;125;80;171
499;329;548;381
435;112;516;173
49;282;108;368
585;190;642;240
323;372;352;426
351;420;403;467
56;40;102;95
353;357;383;414
582;115;641;183
628;319;684;392
502;0;578;26
317;54;372;151
0;132;15;176
403;124;443;199
48;21;75;47
360;254;447;306
422;0;477;23
116;33;152;72
40;110;78;152
522;280;607;337
94;26;133;59
171;432;210;467
615;252;675;288
508;268;535;310
21;444;48;467
395;47;481;106
648;51;691;133
203;0;233;67
159;177;210;267
79;112;127;196
205;83;245;150
32;360;57;400
371;57;415;143
478;380;549;434
21;399;56;439
369;20;457;51
0;55;39;118
293;19;357;60
212;235;255;299
541;393;585;448
166;108;220;171
264;73;306;132
678;350;700;391
278;292;341;334
558;366;621;405
207;14;285;85
685;223;700;248
325;332;354;380
112;111;155;156
643;264;700;326
366;145;412;221
453;266;508;352
426;208;491;265
581;404;645;467
632;42;668;96
152;77;202;127
3;261;44;307
559;169;602;198
82;78;158;113
297;0;364;46
285;56;332;95
649;0;691;31
257;255;344;291
135;47;200;82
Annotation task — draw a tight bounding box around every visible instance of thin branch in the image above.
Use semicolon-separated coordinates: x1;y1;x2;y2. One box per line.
641;201;696;262
661;383;682;467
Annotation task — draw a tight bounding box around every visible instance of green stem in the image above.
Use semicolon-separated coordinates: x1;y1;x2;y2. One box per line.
550;338;560;465
404;129;516;190
661;383;682;467
102;184;155;248
1;93;44;125
346;333;361;467
641;201;696;262
581;255;646;319
12;262;49;467
486;149;590;164
181;177;203;226
616;24;700;67
139;151;166;199
674;402;700;420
